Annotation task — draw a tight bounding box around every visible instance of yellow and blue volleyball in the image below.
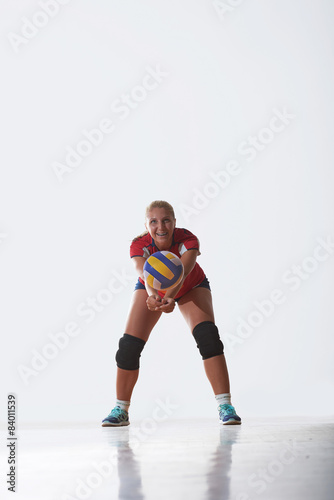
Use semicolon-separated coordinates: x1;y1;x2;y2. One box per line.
143;251;184;290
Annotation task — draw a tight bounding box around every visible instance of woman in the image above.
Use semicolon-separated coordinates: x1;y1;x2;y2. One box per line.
102;200;241;426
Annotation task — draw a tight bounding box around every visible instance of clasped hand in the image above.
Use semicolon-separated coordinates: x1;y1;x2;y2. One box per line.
146;295;175;313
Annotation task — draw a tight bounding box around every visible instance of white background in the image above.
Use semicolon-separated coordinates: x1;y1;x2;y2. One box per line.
0;0;333;424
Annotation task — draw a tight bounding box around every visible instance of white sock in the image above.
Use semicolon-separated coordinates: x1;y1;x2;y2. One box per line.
116;399;130;412
215;393;231;407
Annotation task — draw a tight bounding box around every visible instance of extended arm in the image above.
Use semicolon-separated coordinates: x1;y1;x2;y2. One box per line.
155;249;199;312
163;249;199;299
132;250;199;312
132;256;163;308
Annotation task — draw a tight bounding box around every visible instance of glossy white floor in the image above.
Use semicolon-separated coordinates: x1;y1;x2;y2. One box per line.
1;416;333;500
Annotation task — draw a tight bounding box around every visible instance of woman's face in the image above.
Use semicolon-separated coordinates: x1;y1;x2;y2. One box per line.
145;208;176;250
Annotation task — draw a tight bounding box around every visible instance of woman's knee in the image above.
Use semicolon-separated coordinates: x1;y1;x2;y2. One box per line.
115;333;146;370
192;321;224;360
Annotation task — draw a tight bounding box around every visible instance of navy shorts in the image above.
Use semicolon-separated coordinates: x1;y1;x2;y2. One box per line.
134;276;211;302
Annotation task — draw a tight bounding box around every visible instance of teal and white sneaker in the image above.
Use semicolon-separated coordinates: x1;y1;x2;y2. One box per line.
218;404;242;425
102;406;130;427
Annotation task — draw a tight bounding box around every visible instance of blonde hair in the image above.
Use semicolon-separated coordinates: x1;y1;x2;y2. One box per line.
133;200;176;241
145;200;175;219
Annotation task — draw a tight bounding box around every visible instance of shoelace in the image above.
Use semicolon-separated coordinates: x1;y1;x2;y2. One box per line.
218;404;235;415
110;406;125;418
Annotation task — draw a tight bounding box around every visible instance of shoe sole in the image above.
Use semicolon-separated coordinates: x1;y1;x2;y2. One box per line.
101;421;130;427
220;419;242;425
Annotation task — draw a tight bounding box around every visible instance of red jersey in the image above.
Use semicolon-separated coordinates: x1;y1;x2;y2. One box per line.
130;228;206;299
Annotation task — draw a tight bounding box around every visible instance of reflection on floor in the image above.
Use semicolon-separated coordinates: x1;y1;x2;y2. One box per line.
1;416;333;500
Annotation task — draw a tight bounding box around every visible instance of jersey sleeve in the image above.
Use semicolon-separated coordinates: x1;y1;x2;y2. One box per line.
130;238;144;258
130;237;151;259
178;229;201;256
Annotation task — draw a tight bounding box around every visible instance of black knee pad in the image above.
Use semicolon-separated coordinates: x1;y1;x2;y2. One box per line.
115;334;146;370
192;321;224;360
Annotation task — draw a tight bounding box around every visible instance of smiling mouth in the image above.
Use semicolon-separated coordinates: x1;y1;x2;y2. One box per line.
156;232;168;237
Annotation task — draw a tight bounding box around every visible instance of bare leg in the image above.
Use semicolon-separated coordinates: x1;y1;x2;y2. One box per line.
116;368;140;401
178;287;231;395
203;355;230;395
116;289;161;401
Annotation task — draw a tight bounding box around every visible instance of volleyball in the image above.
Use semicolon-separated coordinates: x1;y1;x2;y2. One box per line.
143;251;184;290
